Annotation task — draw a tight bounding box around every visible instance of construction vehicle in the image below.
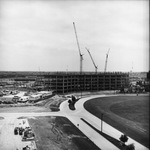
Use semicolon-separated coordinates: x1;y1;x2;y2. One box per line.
14;126;25;135
104;48;110;72
86;47;98;73
22;141;37;150
22;129;35;141
19;127;24;135
73;22;84;74
22;131;35;141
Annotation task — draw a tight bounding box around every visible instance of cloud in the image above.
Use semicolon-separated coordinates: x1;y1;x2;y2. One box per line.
0;0;149;72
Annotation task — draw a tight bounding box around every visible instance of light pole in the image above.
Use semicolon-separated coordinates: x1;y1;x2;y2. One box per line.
101;113;103;132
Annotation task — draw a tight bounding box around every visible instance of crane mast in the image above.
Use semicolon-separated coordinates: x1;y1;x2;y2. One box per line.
104;48;110;72
85;47;98;73
73;22;83;74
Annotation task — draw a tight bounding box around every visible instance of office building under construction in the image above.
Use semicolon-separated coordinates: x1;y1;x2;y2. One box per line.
36;72;129;94
0;71;129;94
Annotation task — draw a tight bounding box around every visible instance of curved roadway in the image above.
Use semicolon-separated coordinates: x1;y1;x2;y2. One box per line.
60;95;148;150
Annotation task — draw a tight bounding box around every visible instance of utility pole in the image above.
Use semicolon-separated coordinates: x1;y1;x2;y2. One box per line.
86;47;98;73
101;113;103;132
73;22;83;74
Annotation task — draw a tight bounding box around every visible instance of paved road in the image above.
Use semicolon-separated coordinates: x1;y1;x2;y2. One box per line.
63;95;148;150
0;95;148;150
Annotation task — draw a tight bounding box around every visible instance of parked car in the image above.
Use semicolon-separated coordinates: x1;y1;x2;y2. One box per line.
14;127;19;135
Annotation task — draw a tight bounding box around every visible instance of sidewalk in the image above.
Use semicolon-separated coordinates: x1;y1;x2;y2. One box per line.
60;96;119;150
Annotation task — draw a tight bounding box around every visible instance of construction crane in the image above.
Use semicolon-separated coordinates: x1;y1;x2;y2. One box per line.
85;47;98;73
73;22;83;74
104;48;110;72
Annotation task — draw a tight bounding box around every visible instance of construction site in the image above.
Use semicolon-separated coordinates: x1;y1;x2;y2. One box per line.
0;21;149;150
0;22;149;95
0;71;134;94
0;0;149;149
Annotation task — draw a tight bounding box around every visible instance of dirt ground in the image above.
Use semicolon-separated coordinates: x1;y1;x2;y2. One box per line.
84;95;149;148
28;116;101;150
0;106;51;113
0;95;65;113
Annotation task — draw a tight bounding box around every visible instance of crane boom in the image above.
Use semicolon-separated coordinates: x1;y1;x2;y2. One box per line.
104;48;110;72
73;22;83;73
86;47;98;73
73;22;82;56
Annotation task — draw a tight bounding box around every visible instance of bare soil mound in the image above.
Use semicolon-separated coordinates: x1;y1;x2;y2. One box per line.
28;116;101;150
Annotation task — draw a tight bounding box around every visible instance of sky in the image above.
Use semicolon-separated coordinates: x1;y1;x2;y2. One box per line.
0;0;149;72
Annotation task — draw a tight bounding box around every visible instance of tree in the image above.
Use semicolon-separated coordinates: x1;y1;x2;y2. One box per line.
71;95;76;102
119;134;128;146
126;143;135;150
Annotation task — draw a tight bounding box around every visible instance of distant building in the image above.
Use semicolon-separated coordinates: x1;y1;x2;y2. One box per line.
147;71;150;80
129;72;148;83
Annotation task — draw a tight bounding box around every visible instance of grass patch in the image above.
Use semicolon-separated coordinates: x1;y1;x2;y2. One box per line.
110;98;149;125
84;95;149;148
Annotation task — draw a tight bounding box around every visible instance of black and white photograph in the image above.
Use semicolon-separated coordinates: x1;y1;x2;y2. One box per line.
0;0;149;150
